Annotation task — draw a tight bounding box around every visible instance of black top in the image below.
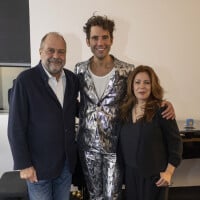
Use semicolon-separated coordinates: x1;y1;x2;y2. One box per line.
119;107;183;178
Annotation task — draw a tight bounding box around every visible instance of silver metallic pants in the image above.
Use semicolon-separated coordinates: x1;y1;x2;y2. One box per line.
79;149;122;200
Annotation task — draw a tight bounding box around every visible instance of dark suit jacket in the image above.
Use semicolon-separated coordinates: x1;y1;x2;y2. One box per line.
8;62;79;180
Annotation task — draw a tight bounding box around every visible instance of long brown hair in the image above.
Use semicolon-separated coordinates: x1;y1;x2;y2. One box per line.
119;65;164;122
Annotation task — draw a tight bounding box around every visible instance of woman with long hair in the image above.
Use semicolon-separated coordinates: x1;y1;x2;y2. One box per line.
118;65;182;200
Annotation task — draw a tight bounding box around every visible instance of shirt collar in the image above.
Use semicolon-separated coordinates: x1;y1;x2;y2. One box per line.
42;65;65;80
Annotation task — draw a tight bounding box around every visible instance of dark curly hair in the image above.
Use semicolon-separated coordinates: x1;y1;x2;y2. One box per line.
83;15;115;40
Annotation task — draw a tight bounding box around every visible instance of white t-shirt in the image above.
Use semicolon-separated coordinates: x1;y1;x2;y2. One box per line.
89;67;115;98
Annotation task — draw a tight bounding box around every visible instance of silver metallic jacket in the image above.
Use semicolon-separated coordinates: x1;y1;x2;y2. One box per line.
75;56;134;153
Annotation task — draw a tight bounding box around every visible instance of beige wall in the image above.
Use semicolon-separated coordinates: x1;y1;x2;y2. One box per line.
29;0;200;120
0;67;28;111
0;68;2;109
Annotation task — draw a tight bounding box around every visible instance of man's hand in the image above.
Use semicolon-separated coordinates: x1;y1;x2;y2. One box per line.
20;166;38;183
161;100;175;120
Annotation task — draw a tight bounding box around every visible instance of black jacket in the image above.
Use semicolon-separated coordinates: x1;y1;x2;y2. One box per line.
8;62;79;180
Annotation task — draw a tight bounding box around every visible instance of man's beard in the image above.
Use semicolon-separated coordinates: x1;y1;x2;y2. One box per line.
48;58;63;65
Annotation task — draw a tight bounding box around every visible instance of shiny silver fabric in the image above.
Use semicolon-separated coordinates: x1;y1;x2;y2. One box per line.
75;55;134;199
79;149;121;200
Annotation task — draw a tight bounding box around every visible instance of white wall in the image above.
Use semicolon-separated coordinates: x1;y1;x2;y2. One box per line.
29;0;200;120
0;114;13;175
1;0;200;183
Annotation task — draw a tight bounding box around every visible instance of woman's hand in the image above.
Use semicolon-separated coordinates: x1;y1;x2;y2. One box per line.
156;171;172;187
156;163;175;187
